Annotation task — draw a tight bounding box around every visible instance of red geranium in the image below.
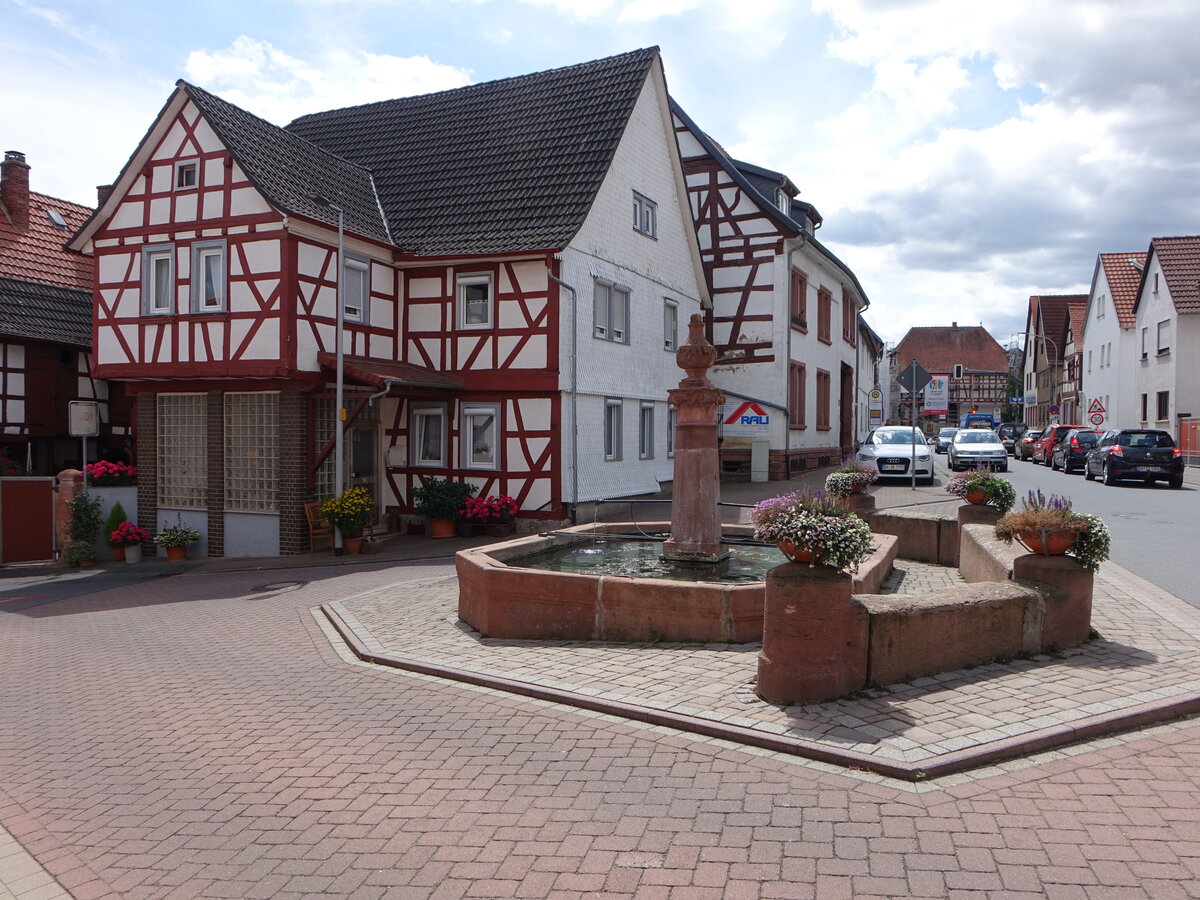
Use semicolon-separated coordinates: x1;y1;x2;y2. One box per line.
461;495;518;523
87;460;137;486
109;521;150;547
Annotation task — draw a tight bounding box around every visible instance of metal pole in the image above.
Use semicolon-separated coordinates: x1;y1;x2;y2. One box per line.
547;270;578;524
81;437;88;490
910;360;918;490
334;205;345;554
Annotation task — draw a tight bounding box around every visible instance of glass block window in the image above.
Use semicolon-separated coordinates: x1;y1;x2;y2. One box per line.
157;394;206;507
313;398;337;500
224;392;279;511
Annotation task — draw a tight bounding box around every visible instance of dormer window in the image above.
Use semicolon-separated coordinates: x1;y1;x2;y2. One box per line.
174;160;198;190
777;189;789;214
632;192;657;239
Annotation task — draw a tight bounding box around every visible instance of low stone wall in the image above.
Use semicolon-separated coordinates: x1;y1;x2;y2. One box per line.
867;510;959;566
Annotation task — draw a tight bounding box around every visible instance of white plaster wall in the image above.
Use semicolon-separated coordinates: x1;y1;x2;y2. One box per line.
1080;272;1133;430
1134;257;1178;431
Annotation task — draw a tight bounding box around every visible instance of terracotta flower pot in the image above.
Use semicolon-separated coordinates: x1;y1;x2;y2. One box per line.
964;488;988;505
166;546;187;562
1019;529;1077;556
112;545;127;562
429;517;457;539
777;540;822;564
343;537;364;555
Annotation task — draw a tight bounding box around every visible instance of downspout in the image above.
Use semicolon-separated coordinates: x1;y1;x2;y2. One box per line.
547;268;579;524
785;236;808;461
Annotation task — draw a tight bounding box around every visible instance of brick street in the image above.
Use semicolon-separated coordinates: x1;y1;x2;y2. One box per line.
3;549;1200;898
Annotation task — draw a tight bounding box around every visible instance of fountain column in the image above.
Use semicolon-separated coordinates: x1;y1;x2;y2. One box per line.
662;314;728;562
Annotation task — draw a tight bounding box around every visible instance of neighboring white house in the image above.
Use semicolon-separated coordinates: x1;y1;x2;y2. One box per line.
1080;251;1146;431
1130;236;1200;438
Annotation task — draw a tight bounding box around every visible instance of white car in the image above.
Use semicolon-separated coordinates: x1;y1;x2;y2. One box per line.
858;427;934;484
947;429;1009;472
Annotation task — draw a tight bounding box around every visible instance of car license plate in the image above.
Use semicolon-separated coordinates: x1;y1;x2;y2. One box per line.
881;464;904;472
1134;466;1161;472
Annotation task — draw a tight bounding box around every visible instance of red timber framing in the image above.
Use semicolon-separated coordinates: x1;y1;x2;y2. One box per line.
676;154;784;367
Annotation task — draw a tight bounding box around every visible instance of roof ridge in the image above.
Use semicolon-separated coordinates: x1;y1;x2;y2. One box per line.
289;46;660;125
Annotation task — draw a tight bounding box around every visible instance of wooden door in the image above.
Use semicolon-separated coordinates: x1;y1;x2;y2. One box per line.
0;478;55;563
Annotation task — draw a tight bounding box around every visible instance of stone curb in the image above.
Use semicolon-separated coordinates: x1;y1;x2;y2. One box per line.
320;604;1200;782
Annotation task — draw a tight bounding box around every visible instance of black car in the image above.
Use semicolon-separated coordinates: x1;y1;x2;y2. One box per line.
1051;428;1103;473
996;422;1028;456
1084;429;1184;488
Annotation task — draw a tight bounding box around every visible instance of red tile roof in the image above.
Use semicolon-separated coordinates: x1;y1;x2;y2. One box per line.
893;325;1009;374
0;190;93;290
1148;236;1200;314
1098;252;1146;327
1067;299;1087;345
1032;295;1087;363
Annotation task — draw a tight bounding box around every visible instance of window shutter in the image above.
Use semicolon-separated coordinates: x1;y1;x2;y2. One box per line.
593;282;609;337
613;288;629;341
344;262;365;316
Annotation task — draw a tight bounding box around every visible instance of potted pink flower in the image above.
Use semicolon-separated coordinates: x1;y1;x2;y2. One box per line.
458;495;518;538
109;521;150;563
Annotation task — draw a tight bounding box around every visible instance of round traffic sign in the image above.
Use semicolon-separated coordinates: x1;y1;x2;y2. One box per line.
1048;404;1060;414
1090;413;1105;426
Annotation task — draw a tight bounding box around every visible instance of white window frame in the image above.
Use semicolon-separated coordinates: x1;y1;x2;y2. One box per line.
632;191;657;239
457;273;493;329
604;398;622;461
639;402;655;459
190;240;227;313
411;404;447;468
173;160;198;191
1157;319;1171;355
663;299;678;351
461;403;500;470
341;255;370;324
1141;327;1148;359
667;406;677;457
224;392;279;512
593;280;630;343
142;244;175;315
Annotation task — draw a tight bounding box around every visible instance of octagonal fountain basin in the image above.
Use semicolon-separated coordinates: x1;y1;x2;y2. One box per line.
456;522;898;644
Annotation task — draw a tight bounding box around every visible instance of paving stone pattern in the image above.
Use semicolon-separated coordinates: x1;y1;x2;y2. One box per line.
340;557;1200;765
3;560;1200;898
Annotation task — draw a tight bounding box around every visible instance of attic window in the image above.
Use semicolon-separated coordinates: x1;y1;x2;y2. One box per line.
632;192;657;239
174;160;198;190
46;209;68;229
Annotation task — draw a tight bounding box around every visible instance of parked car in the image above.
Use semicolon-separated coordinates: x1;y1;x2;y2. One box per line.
1051;428;1103;473
947;429;1008;472
1016;427;1045;461
996;422;1028;456
1032;424;1080;465
933;427;959;454
1085;429;1184;488
858;426;934;484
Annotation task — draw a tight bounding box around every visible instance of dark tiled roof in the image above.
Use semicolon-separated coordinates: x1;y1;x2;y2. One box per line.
1148;236;1200;314
0;276;92;346
1098;252;1146;327
894;325;1009;374
286;49;659;255
1033;295;1087;363
0;190;92;290
179;82;391;244
318;353;462;390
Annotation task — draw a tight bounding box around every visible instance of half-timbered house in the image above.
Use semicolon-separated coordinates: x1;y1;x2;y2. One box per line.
1;151;130;474
670;103;872;478
69;48;710;556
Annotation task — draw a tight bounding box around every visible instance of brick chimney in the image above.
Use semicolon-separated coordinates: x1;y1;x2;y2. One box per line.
96;184;113;205
1;150;31;230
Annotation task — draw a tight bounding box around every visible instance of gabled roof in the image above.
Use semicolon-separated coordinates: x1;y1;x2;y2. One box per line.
0;190;91;290
287;48;659;255
1097;251;1146;327
180;82;391;244
0;276;91;347
1138;236;1200;314
1066;299;1087;346
894;325;1009;374
1033;295;1087;363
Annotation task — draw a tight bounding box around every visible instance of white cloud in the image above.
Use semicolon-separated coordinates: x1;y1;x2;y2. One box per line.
184;36;473;124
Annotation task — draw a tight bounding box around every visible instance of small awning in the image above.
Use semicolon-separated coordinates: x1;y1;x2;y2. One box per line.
317;353;462;391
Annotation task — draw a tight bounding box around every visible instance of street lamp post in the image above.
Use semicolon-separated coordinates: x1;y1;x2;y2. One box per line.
307;194;345;553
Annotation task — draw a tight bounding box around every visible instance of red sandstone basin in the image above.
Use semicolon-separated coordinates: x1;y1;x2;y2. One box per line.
456;522;899;644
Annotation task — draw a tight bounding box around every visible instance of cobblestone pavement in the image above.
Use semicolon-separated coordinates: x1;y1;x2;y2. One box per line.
4;559;1200;898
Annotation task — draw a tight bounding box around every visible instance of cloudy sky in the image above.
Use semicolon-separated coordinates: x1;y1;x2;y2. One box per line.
5;0;1198;346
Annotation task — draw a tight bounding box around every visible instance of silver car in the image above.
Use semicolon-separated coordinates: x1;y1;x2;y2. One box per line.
947;429;1009;472
858;427;934;484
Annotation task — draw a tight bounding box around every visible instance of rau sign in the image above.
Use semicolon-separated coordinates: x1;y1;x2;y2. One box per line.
721;401;771;436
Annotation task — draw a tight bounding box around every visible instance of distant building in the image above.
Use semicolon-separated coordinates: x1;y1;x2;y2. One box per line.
890;323;1009;431
1021;295;1087;428
1080;252;1145;431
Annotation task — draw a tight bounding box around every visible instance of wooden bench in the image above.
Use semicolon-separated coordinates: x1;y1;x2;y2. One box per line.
304;502;332;552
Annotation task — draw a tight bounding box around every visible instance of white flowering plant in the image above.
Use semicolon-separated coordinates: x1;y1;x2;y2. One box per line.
824;459;879;497
749;489;874;571
944;467;1016;513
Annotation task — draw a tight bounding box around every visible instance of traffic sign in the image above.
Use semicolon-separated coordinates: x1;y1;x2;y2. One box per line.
1048;404;1060;415
1090;413;1105;426
896;361;932;395
1088;398;1106;414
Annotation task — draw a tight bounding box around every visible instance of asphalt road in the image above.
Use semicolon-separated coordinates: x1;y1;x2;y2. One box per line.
934;451;1199;609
